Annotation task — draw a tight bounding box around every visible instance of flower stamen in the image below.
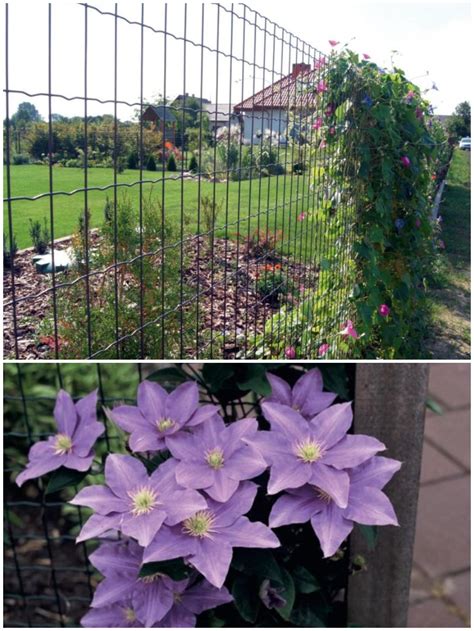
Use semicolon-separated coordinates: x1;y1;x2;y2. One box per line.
123;607;136;622
128;486;158;516
295;438;323;463
205;447;225;470
53;433;73;455
182;510;216;538
157;418;175;432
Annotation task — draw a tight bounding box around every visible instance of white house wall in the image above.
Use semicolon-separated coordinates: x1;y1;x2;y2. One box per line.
240;109;289;142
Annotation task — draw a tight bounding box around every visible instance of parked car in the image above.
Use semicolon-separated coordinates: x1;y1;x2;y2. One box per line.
458;137;471;150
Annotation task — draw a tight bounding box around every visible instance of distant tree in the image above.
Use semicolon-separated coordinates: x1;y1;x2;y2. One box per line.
146;155;157;171
188;155;198;173
11;102;42;126
167;153;177;172
447;101;471;139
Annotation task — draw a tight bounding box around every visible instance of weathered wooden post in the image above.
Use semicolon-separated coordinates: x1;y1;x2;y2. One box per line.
348;364;429;627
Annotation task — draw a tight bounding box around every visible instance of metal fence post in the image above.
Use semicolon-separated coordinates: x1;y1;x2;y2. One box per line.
348;364;429;627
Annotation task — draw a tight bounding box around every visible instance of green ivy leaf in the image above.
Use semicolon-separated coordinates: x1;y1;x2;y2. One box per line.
292;565;320;594
139;559;192;581
290;602;326;627
46;467;89;495
231;575;260;623
202;364;235;393
147;366;189;389
236;365;271;396
358;524;378;550
275;567;296;621
231;549;282;582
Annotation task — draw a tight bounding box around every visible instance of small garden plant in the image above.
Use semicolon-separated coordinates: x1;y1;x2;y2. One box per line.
15;366;400;628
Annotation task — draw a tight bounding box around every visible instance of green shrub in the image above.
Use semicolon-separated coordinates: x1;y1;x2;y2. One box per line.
127;151;139;170
188;155;198;173
200;195;224;250
167;153;177;172
3;233;18;269
12;153;30;165
146;155;157;171
28;218;50;254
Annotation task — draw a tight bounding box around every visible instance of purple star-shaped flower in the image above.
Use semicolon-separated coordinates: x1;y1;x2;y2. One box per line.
87;539;175;627
107;380;220;453
167;416;267;502
269;456;401;557
264;368;337;418
81;599;142;627
16;389;103;487
143;481;280;588
253;401;385;507
71;455;207;547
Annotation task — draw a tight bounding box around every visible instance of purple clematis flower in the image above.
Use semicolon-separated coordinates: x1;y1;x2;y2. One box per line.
81;599;142;627
167;416;267;502
143;481;280;588
269;456;401;557
253;401;385;508
107;380;220;453
16;390;103;487
87;539;175;627
71;455;207;547
264;368;337;419
155;578;233;628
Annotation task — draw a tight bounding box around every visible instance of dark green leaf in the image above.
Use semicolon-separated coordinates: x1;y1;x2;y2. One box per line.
292;565;320;594
275;568;296;621
46;467;89;495
139;559;192;580
147;367;189;390
318;366;351;400
426;398;444;415
290;602;327;627
202;364;235;393
358;524;377;550
231;549;282;582
236;365;271;396
231;575;260;623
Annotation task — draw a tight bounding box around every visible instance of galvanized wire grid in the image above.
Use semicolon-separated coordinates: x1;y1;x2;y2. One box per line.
3;362;262;627
4;2;356;360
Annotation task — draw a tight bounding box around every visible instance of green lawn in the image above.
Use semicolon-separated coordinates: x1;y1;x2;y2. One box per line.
426;149;471;358
4;165;323;254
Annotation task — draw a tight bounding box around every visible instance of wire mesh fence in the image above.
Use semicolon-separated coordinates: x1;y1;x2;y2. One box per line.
3;2;357;360
3;362;355;627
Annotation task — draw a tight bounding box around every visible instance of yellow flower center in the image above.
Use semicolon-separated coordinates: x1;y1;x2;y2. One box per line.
296;439;322;463
123;607;136;622
157;418;175;432
54;433;73;455
129;486;158;516
206;448;225;470
139;572;163;584
182;510;215;538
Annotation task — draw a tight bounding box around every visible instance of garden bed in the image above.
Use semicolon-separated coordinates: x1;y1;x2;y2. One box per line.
3;234;319;359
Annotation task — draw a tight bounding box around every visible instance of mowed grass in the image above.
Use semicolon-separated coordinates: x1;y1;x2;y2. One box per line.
4;165;322;256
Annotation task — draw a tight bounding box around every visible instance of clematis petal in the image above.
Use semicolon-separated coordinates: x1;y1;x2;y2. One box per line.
310;502;354;557
190;538;233;588
261;402;309;440
16;441;65;487
166;381;199;424
175;460;215;490
221;516;280;549
309;402;353;448
345;486;399;526
81;604;126;627
323;434;386;469
187;403;221;427
104;454;149;499
64;451;94;472
91;576;136;608
247;431;289;465
181;581;233;614
70;484;129;514
107;405;152;434
76;513;122;543
158;607;196;628
137;380;167;422
265;373;293;407
310;463;350;508
269;489;322;528
205;470;240;503
54;389;78;436
166;432;199;461
120;509;167;547
133;579;174;627
209;480;258;526
163;489;208;526
224;445;267;481
72;418;104;457
349;456;402;489
129;430;162;453
143;526;197;563
267;455;312;495
89;540;142;576
223;418;259;457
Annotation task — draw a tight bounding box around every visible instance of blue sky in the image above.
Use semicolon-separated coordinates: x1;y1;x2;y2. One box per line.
5;0;471;120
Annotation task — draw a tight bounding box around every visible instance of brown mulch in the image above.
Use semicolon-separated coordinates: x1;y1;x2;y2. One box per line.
3;235;319;359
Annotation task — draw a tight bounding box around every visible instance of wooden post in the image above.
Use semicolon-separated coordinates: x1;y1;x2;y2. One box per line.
347;364;429;627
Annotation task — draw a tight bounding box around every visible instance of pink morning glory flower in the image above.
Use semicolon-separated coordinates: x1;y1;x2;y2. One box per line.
325;103;335;117
269;456;400;557
340;319;359;339
253;401;385;506
166;416;267;502
379;304;390;317
71;455;207;547
143;481;280;588
415;218;422;228
107;380;220;453
312;117;323;130
317;80;328;93
405;90;415;104
362;53;371;60
284;346;296;359
16;389;103;487
415;107;424;119
438;239;446;249
264;368;337;419
318;343;330;357
400;156;411;168
328;40;339;47
298;212;306;221
313;57;327;70
319;139;327;149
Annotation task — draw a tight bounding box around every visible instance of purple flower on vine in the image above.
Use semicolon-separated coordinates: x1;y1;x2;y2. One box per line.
405;90;415;104
400;156;411;168
312;116;323;130
361;94;373;108
71;456;206;547
395;218;405;231
378;304;390;317
107;380;220;453
269;456;400;557
265;368;337;419
16;390;102;487
284;346;296;359
340;320;359;340
319;343;330;357
143;482;279;588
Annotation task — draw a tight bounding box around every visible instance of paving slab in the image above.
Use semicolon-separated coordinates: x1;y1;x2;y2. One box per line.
428;364;471;410
447;571;471;624
425;409;470;470
420;440;463;483
407;598;466;627
413;476;470;578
